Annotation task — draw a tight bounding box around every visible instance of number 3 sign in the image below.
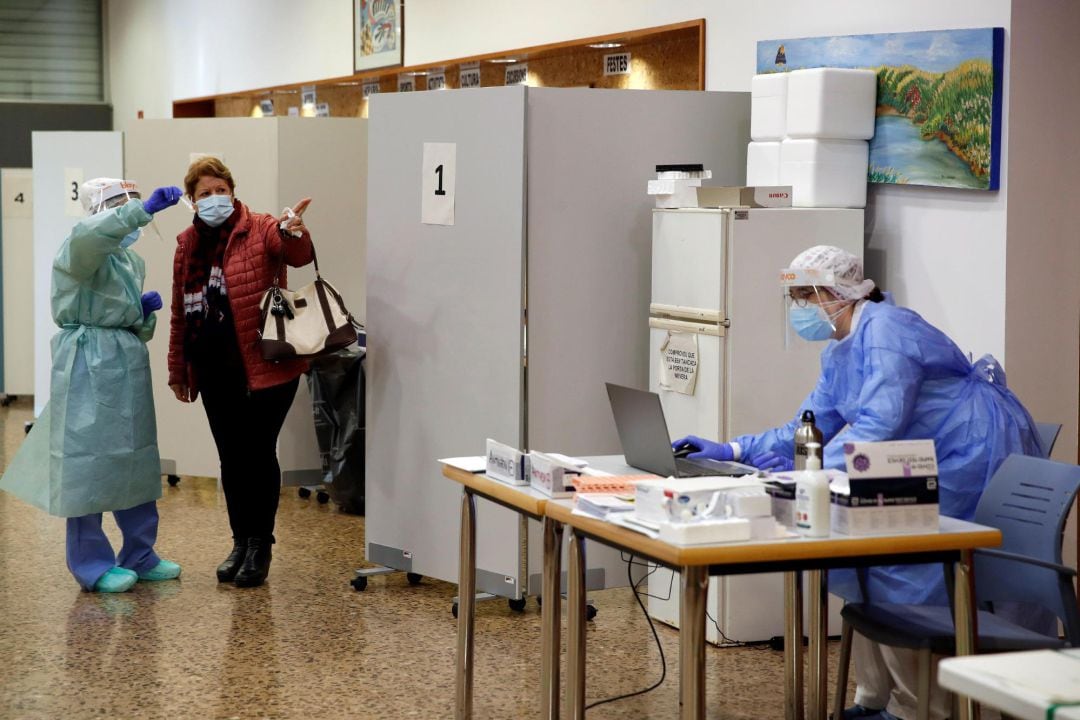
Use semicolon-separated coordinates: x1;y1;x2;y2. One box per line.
421;142;456;226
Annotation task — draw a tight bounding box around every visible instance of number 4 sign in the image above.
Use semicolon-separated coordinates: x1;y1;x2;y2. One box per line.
421;142;456;226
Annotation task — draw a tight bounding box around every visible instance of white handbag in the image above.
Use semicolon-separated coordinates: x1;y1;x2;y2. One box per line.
258;248;359;361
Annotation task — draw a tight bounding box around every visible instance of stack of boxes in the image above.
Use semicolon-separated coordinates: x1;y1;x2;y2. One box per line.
747;68;878;208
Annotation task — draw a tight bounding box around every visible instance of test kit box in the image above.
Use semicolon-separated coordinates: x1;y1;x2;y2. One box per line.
695;185;793;208
831;440;940;535
635;476;763;524
767;469;847;528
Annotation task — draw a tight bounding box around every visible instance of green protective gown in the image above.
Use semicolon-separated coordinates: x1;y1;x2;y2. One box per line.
0;199;161;517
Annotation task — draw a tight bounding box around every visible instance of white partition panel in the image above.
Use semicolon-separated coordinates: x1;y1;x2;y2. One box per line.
31;132;124;416
123;118;367;480
1;168;35;396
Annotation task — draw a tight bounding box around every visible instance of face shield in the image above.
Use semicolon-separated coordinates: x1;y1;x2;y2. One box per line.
779;267;850;347
81;178;140;216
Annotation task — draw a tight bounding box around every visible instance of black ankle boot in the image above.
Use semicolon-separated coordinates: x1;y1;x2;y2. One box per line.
216;540;248;582
234;537;272;588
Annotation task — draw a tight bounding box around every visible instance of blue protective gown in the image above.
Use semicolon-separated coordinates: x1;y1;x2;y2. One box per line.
735;299;1041;605
0;200;161;517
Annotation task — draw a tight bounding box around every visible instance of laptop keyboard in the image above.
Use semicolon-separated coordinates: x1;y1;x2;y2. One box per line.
675;458;758;477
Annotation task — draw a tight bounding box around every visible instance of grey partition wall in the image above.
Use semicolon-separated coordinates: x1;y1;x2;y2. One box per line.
367;86;750;598
123;118;367;481
1;168;35;396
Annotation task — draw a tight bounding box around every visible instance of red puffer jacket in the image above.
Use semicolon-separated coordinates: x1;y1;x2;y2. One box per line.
168;201;314;397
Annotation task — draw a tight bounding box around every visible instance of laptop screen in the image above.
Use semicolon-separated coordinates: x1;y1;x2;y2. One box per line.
604;383;679;477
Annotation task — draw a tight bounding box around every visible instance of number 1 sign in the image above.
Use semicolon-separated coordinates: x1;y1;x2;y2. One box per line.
421;142;456;226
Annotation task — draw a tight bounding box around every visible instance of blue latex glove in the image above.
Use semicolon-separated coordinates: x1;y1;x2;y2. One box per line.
671;435;734;462
143;186;183;215
141;291;162;319
751;451;794;473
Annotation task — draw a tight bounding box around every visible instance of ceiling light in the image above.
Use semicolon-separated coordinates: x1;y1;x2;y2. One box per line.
588;42;624;49
488;58;519;64
406;71;428;76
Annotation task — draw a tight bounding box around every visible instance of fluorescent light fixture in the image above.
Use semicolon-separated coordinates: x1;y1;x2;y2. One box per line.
588;42;624;49
488;57;519;64
406;71;428;76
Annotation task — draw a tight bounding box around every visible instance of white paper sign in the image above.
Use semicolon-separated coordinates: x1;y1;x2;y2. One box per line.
504;63;528;86
659;331;699;395
63;167;83;217
603;52;631;76
2;174;32;218
427;70;446;91
398;75;414;93
259;99;274;116
362;81;381;99
287;106;300;117
315;102;330;117
422;142;456;226
300;85;316;107
460;64;481;89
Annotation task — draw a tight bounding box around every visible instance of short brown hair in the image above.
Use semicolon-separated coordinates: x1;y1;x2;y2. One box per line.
184;156;235;198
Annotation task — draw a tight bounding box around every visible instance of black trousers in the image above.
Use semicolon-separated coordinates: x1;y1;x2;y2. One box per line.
199;366;299;543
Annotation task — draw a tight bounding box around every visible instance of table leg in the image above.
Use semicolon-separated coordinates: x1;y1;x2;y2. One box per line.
807;569;828;720
455;489;477;720
784;572;805;720
679;565;708;720
540;517;564;720
954;550;980;720
566;530;587;720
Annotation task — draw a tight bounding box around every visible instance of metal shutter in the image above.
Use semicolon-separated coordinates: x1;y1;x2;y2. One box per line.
0;0;103;102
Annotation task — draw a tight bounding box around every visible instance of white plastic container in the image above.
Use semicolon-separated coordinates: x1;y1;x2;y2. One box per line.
785;68;878;140
795;443;830;537
780;138;869;208
750;73;788;140
746;141;781;186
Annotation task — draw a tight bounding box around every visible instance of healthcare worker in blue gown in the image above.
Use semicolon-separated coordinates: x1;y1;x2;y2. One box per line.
0;178;185;593
674;246;1042;720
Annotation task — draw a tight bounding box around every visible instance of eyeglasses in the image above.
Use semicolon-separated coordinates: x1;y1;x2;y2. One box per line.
788;288;816;308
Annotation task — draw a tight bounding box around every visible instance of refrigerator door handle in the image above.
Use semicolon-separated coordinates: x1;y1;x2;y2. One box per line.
648;316;725;336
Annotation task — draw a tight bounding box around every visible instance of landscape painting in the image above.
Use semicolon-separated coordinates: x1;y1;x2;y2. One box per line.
757;28;1004;190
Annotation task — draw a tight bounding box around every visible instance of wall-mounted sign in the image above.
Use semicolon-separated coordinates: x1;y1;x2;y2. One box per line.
427;67;446;91
315;102;331;117
63;167;83;217
300;85;316;107
259;99;274;116
421;142;456;226
287;106;300;117
603;52;631;76
460;63;481;89
505;63;528;86
1;173;32;219
398;74;414;92
362;81;381;99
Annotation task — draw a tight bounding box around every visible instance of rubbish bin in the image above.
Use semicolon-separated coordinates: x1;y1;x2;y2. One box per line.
307;348;365;514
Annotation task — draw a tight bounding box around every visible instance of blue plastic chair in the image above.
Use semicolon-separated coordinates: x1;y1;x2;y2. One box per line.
832;453;1080;720
1035;422;1062;458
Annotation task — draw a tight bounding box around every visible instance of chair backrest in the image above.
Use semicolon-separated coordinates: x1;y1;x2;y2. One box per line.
1035;422;1062;458
973;454;1080;643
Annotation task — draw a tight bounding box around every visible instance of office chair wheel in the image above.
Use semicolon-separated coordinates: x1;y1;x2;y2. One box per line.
451;602;459;618
586;604;598;621
166;475;180;487
406;572;423;586
0;394;14;407
298;487;312;499
316;491;330;504
351;576;368;592
508;597;527;613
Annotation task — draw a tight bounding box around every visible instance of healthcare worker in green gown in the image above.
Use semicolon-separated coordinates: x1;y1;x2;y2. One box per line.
0;177;183;593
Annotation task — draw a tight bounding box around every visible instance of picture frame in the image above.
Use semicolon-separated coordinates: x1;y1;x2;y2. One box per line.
354;0;403;73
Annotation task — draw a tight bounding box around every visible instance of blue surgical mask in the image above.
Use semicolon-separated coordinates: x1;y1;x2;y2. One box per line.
120;229;141;249
790;302;845;342
196;194;234;227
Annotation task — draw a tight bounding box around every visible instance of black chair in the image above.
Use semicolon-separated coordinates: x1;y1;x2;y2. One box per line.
832;453;1080;720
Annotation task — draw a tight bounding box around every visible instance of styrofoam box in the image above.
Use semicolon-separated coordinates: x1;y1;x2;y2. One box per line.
785;68;877;140
746;141;781;186
750;73;788;140
781;138;869;208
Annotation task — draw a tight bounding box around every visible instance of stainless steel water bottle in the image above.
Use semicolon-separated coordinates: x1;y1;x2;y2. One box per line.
793;410;823;470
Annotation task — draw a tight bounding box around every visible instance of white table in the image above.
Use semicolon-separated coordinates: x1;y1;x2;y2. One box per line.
939;650;1080;720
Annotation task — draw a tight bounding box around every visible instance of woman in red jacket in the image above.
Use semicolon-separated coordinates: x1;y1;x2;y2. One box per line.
168;156;314;588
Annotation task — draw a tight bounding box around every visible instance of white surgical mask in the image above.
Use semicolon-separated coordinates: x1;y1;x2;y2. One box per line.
196;194;234;227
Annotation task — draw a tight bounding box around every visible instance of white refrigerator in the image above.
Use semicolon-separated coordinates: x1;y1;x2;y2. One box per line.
647;207;862;644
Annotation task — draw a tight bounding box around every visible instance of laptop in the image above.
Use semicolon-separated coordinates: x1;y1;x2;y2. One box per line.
604;383;758;478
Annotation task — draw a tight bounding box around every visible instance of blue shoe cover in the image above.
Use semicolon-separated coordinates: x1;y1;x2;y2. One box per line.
114;567;138;579
138;559;181;581
93;567;137;593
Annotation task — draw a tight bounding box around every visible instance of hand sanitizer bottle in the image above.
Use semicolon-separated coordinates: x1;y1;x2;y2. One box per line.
795;442;830;537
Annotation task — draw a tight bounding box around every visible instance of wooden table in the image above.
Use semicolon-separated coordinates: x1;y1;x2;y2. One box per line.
442;463;562;720
939;650;1080;720
546;499;1002;720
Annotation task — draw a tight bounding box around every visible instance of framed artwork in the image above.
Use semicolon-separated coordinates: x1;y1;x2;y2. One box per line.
354;0;402;73
757;28;1005;190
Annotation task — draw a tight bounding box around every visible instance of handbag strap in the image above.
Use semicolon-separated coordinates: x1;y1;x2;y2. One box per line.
271;234;321;289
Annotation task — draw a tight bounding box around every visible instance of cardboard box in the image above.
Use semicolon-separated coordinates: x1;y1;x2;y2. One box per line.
832;440;940;535
635;476;764;524
767;469;847;528
695;185;793;208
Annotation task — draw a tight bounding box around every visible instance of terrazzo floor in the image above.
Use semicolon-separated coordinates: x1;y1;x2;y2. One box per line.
0;398;853;719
